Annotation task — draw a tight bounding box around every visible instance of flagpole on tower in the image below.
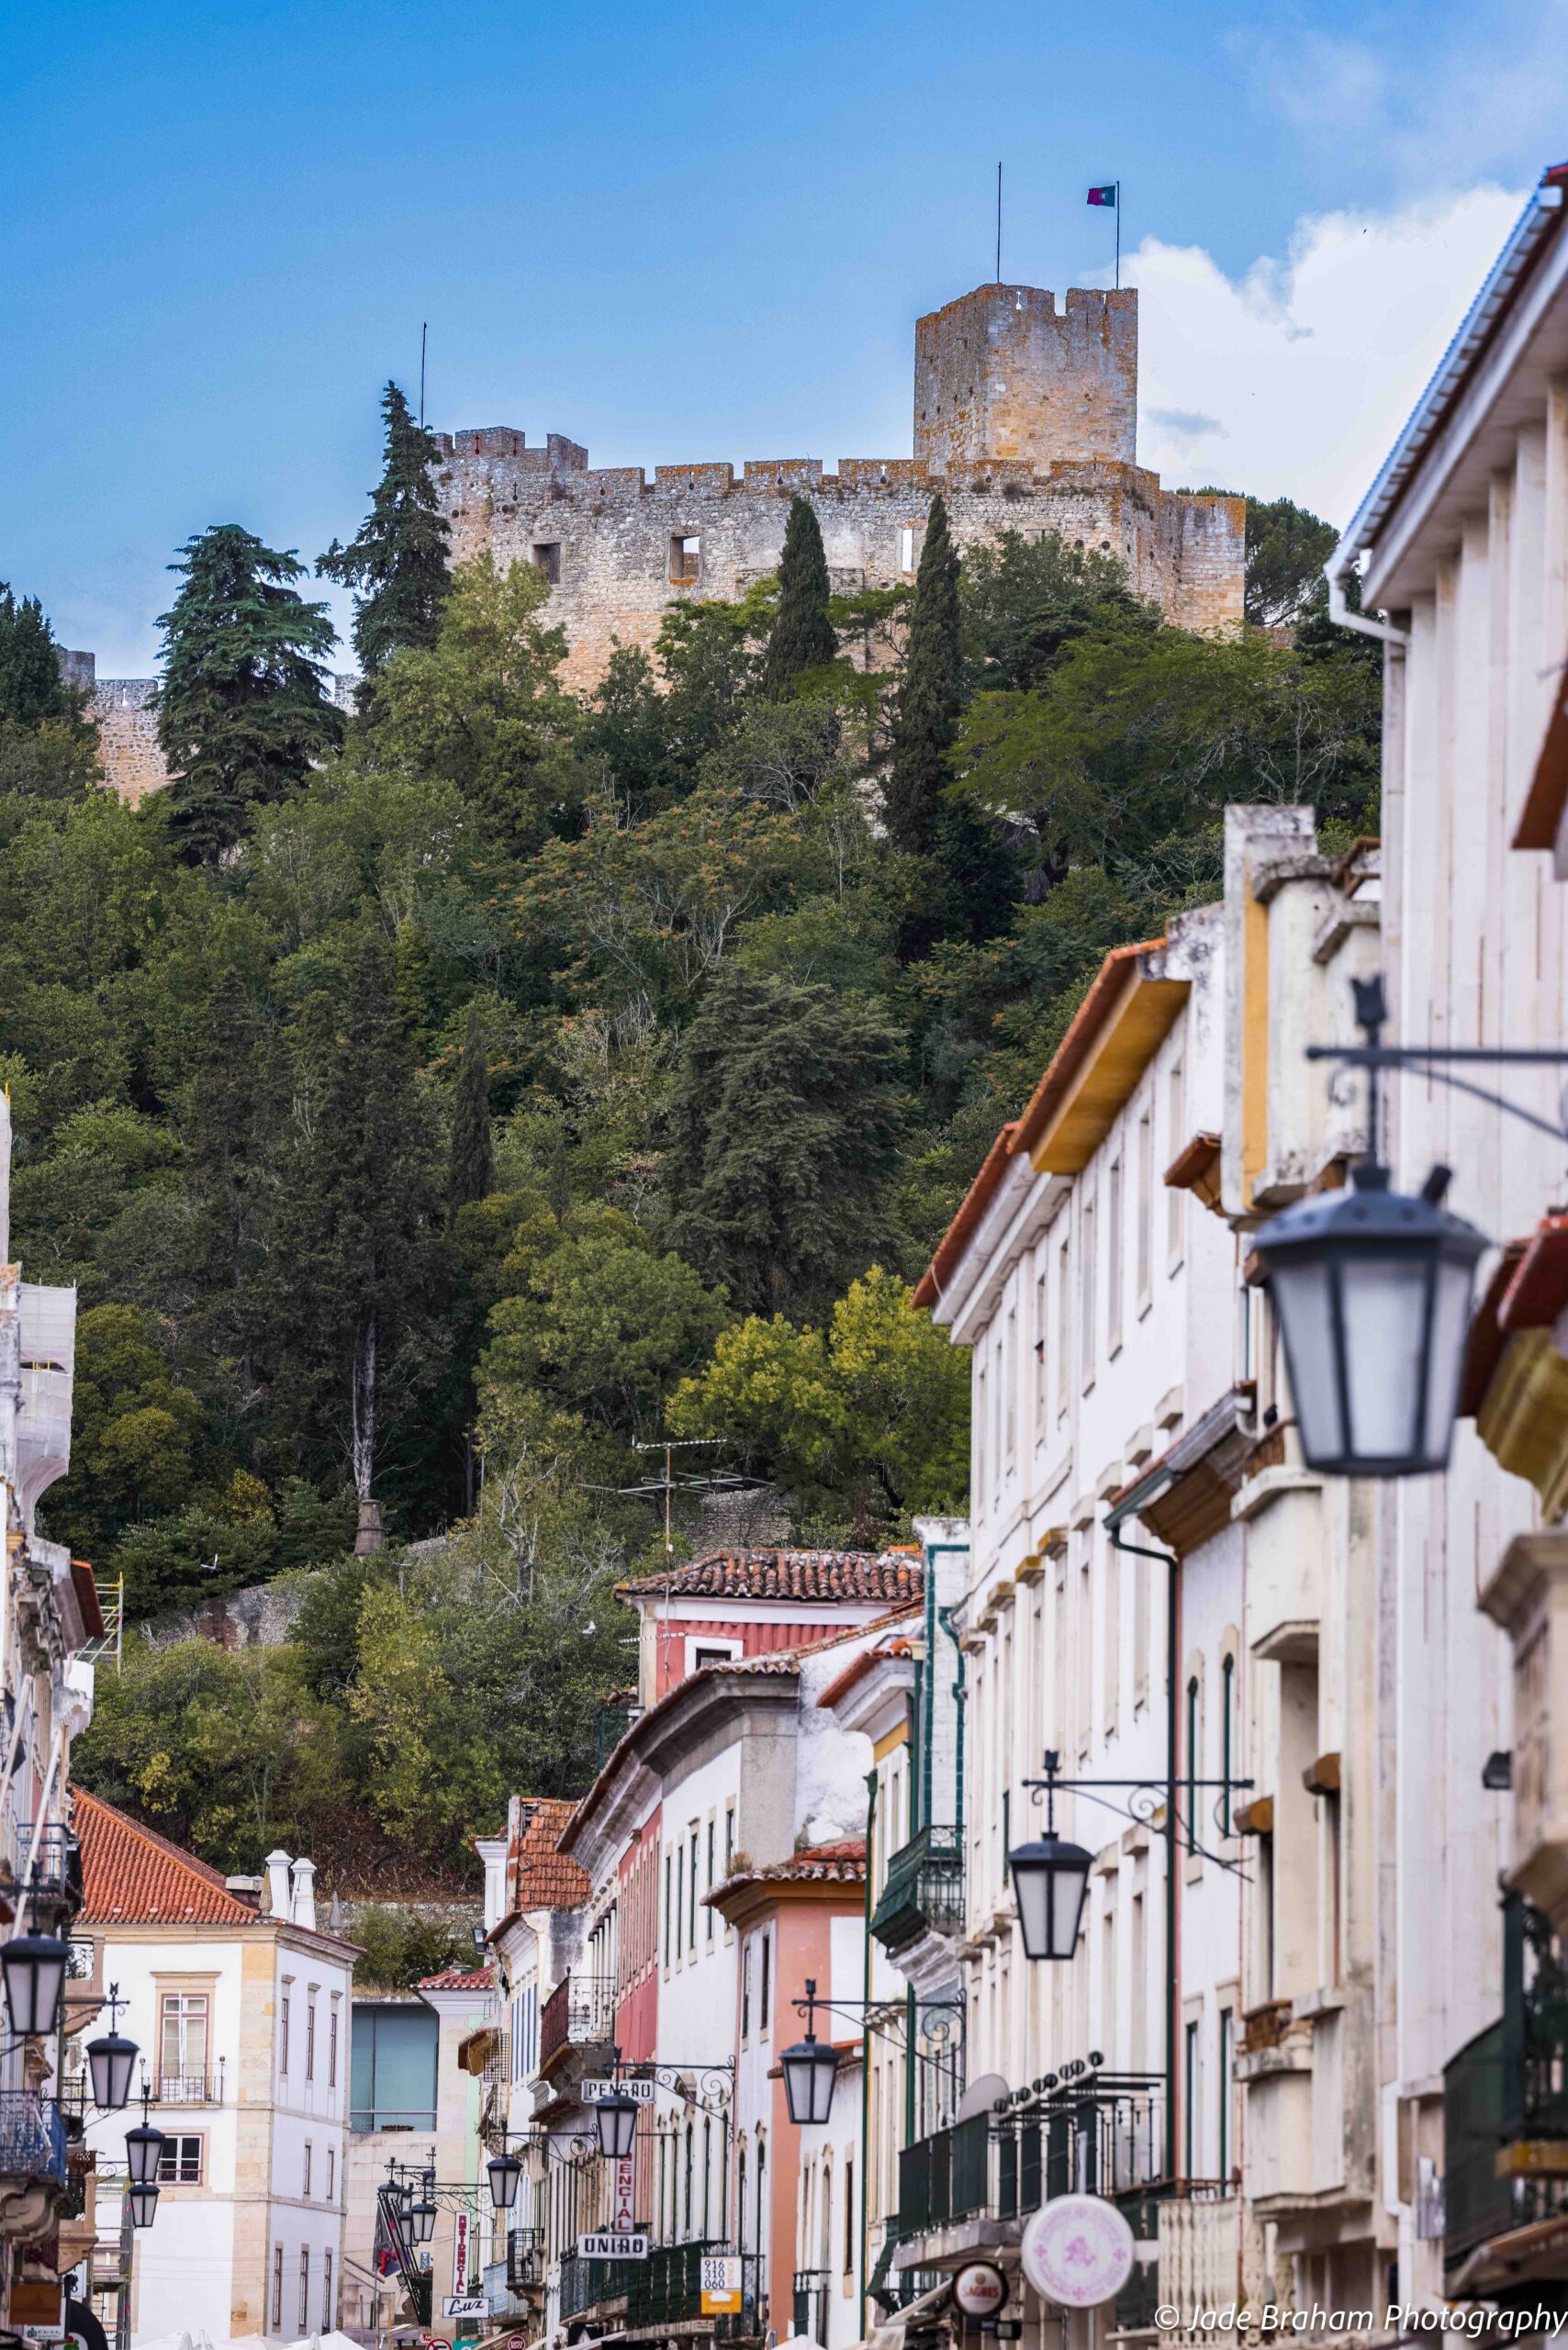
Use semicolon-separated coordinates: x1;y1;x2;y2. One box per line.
1115;181;1121;290
996;162;1002;285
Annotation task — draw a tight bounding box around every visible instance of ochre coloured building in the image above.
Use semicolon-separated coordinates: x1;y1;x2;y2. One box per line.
81;278;1244;799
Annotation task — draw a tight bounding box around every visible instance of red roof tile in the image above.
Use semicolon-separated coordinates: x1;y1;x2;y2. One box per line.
618;1550;923;1605
709;1838;868;1905
510;1798;589;1913
73;1787;260;1926
418;1966;495;1993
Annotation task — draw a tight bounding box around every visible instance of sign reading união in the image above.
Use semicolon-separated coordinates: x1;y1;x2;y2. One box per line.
953;2261;1009;2320
1020;2195;1136;2310
578;2230;651;2259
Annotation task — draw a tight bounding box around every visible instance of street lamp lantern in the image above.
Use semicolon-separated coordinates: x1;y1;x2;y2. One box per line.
0;1930;68;2039
1255;1161;1485;1479
125;2118;165;2188
86;1997;140;2111
780;1980;840;2126
410;2193;437;2244
593;2087;640;2163
128;2180;159;2230
1009;1755;1092;1963
487;2149;522;2210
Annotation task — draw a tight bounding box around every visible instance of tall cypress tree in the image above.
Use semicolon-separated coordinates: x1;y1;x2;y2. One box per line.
447;1002;494;1227
157;525;342;863
883;495;961;854
0;585;71;727
883;495;1014;946
318;383;451;690
760;497;837;699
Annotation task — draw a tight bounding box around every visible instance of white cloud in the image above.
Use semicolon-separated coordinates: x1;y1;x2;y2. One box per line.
1126;185;1527;525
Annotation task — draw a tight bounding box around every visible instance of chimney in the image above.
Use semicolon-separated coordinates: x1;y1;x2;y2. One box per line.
225;1874;263;1909
263;1850;292;1919
290;1857;317;1931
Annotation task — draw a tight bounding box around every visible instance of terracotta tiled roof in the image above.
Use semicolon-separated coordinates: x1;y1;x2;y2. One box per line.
73;1787;259;1926
708;1837;867;1905
815;1633;916;1713
618;1550;924;1604
418;1966;494;1993
511;1797;589;1912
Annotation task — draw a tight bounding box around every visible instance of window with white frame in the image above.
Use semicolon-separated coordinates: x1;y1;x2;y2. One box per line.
1137;1099;1154;1309
1080;1186;1097;1391
1167;1057;1186;1268
1107;1154;1124;1355
157;2133;203;2184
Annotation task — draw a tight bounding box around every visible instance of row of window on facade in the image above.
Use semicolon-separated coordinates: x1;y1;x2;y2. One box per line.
526;526;927;591
145;2131;336;2201
270;2241;334;2334
277;1978;340;2087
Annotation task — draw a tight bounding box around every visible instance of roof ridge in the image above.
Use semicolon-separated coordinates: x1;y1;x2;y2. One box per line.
72;1785;260;1925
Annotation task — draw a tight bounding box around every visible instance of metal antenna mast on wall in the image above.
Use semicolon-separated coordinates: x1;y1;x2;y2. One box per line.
420;322;428;427
996;162;1002;283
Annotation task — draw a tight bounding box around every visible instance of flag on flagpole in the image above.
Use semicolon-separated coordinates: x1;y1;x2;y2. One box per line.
1087;185;1117;207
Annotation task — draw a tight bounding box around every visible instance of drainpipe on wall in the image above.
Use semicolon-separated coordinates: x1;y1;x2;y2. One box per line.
936;1605;966;1834
1325;553;1410;649
1107;1515;1181;2184
860;1766;877;2342
921;1543;969;1830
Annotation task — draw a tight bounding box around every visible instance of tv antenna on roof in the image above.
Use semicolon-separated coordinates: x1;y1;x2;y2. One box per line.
620;1438;747;1561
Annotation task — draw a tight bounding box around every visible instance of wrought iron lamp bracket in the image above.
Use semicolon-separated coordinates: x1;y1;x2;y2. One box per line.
1023;1748;1255;1877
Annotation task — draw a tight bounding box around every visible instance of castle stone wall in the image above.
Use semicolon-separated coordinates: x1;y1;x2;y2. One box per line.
913;284;1138;474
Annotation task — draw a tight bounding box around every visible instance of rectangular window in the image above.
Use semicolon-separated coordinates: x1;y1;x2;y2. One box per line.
706;1821;716;1941
160;1990;210;2100
689;1830;699;1950
327;2144;335;2202
1184;2019;1202;2179
156;2134;203;2184
1103;1537;1120;1731
280;1989;290;2077
299;2246;310;2332
976;1364;987;1510
665;1853;672;1968
844;2156;855;2271
1004;1307;1017;1468
1080;1187;1097;1390
329;2001;339;2088
676;1845;685;1960
670;532;700;585
898;526;917;575
759;1930;771;2034
350;2000;440;2131
323;2248;334;2330
1057;1237;1070;1419
742;1940;753;2040
304;2141;313;2198
1218;2008;1234;2180
273;2246;283;2330
1137;1102;1154;1307
532;541;561;584
1168;1058;1186;1267
1107;1156;1123;1355
1035;1266;1047;1436
307;1997;317;2081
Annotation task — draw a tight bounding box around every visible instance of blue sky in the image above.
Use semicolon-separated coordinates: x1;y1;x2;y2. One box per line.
5;0;1566;671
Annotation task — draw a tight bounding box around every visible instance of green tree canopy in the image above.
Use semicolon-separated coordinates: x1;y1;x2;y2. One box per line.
318;382;452;687
0;583;72;727
761;497;837;699
157;523;343;861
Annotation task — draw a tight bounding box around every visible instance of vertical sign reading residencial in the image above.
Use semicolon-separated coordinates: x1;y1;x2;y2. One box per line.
453;2207;471;2293
610;2155;636;2234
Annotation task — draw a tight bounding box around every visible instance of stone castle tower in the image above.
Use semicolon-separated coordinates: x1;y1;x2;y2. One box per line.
78;280;1243;798
913;283;1138;474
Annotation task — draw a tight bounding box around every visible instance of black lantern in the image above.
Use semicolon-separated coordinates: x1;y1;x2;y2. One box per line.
1255;1161;1486;1479
780;1980;840;2126
593;2087;640;2163
410;2192;437;2244
1008;1756;1091;1963
87;2027;140;2112
126;2117;165;2188
0;1930;67;2038
1008;1829;1092;1961
128;2180;160;2229
487;2149;521;2210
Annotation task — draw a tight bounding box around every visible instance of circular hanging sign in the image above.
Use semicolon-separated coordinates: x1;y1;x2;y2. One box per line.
1020;2195;1136;2309
953;2261;1009;2320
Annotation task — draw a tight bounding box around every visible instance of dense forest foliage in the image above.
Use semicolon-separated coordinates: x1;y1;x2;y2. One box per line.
0;402;1378;1877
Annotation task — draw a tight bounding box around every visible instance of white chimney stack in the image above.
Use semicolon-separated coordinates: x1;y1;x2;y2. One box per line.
290;1856;317;1930
263;1849;292;1919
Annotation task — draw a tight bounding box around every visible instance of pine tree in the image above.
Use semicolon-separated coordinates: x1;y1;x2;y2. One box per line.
156;524;343;862
760;497;837;699
318;383;451;690
448;1002;494;1227
883;494;961;855
0;584;71;727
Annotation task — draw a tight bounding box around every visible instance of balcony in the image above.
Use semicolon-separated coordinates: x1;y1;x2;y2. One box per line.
539;1974;616;2076
1444;1896;1568;2291
0;2091;69;2235
152;2074;223;2107
508;2224;545;2290
559;2250;638;2320
895;2071;1164;2263
870;1827;965;1956
630;2243;760;2334
4;1825;84;1925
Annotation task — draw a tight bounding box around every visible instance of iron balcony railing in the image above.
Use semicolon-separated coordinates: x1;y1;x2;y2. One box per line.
870;1826;965;1955
0;2091;68;2186
794;2266;830;2343
539;1973;617;2071
562;2239;763;2331
153;2074;222;2106
559;2251;638;2319
508;2224;546;2290
897;2071;1165;2239
6;1825;84;1922
1445;1894;1568;2275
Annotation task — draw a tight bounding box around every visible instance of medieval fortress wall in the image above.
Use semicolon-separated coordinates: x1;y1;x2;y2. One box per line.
81;281;1244;799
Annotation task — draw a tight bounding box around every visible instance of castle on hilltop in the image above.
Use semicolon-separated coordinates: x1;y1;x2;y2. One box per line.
78;280;1244;800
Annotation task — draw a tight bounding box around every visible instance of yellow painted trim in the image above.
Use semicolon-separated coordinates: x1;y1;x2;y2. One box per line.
1241;878;1270;1209
1026;971;1190;1174
1477;1329;1568;1519
872;1725;910;1762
